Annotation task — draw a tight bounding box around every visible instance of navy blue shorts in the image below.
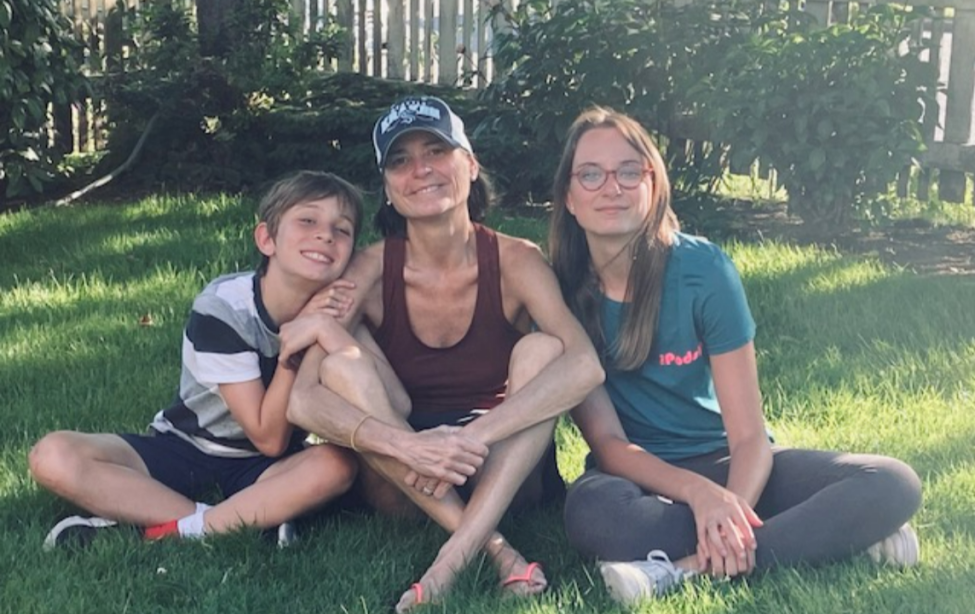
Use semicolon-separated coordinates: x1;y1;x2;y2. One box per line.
119;431;304;501
407;408;488;431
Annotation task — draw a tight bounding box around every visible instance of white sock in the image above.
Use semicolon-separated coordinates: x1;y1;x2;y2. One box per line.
176;502;212;539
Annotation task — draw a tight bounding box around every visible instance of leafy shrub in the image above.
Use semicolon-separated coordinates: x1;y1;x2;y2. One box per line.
0;0;88;199
260;73;485;194
475;0;767;204
705;5;935;226
97;0;345;190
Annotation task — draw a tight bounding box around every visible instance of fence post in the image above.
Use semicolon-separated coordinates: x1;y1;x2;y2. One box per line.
409;0;420;80
424;0;434;81
336;0;354;71
387;0;406;78
372;0;383;76
476;0;488;87
940;9;975;203
805;0;830;26
440;0;459;84
917;11;945;201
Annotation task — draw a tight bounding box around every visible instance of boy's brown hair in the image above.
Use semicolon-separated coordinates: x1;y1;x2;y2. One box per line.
257;170;364;271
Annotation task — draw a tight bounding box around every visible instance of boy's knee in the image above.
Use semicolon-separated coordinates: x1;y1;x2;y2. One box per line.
28;431;78;488
306;444;358;494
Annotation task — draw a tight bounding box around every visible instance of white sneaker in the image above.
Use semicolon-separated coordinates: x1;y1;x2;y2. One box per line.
599;550;689;605
276;522;297;549
866;523;919;567
43;515;118;551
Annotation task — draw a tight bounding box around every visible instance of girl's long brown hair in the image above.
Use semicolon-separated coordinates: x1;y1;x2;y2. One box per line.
549;107;679;370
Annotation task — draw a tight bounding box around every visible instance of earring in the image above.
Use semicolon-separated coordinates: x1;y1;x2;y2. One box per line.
385;200;392;207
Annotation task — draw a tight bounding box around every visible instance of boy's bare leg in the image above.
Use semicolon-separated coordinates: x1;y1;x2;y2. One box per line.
203;443;357;532
28;431;196;524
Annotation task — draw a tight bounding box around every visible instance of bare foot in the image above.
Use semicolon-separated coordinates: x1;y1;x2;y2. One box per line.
486;536;548;597
394;560;457;613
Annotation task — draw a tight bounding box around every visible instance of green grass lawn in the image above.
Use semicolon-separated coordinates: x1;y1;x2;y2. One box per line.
2;194;974;613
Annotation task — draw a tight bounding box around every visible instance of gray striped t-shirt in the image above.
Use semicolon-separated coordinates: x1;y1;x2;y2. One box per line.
149;271;296;457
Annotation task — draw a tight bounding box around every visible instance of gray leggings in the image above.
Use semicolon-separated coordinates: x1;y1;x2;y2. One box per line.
564;447;922;568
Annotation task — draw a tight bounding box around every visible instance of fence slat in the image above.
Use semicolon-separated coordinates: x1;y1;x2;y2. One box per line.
918;8;945;201
337;0;354;71
805;0;830;26
356;0;367;73
939;9;975;202
387;0;406;78
424;0;433;81
372;0;382;76
439;0;459;84
409;0;419;79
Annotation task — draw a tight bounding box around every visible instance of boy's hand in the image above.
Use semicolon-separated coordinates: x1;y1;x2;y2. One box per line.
279;313;334;369
301;280;356;319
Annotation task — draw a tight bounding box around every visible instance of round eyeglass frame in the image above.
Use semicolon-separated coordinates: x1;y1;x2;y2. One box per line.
571;164;654;192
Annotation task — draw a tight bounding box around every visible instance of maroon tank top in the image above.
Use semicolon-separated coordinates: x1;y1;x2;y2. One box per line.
374;224;523;415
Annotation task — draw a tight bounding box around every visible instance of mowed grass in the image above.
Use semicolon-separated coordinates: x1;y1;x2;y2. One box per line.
2;194;974;614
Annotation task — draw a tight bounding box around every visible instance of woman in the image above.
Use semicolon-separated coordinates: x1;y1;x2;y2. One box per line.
550;107;922;603
287;96;603;612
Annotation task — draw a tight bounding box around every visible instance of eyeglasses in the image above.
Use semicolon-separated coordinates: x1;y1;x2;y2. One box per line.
571;162;653;191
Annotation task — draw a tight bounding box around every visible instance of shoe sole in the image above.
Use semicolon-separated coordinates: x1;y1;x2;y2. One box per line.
868;524;919;567
43;516;117;551
599;562;653;605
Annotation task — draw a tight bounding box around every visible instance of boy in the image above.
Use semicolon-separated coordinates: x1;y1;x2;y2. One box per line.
29;170;363;548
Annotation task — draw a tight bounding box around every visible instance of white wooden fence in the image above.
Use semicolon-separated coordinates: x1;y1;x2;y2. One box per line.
58;0;975;202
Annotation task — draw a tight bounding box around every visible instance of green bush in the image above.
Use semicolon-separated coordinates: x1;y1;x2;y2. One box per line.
705;5;935;226
474;0;767;204
0;0;87;199
97;0;346;190
260;73;485;194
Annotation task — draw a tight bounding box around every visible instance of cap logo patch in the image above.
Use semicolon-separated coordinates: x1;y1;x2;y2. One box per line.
380;100;443;135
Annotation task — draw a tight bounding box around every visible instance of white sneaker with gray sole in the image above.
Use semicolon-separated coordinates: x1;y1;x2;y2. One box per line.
276;522;297;549
599;550;690;605
43;515;118;551
866;523;919;567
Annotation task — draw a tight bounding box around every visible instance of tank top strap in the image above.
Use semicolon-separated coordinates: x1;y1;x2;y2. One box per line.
473;223;504;322
381;236;408;330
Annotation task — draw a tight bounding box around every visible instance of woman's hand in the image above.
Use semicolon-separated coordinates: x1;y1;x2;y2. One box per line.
688;481;763;577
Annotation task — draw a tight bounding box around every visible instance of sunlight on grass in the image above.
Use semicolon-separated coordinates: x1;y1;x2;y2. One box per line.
2;194;974;613
716;168;975;229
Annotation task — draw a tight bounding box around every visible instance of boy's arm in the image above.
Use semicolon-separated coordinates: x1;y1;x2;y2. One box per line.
221;313;361;458
219;365;297;458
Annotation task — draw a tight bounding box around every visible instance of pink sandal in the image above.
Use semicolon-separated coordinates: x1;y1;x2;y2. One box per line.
501;561;543;588
409;582;424;604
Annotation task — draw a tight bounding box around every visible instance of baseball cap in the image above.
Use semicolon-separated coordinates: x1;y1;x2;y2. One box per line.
372;96;474;170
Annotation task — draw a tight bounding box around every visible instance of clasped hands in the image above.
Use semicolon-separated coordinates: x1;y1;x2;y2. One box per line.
690;484;764;578
396;426;489;499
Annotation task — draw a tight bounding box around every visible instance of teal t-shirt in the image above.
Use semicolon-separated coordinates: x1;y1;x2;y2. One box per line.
601;233;757;461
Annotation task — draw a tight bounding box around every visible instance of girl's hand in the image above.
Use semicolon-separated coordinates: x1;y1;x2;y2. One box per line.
300;280;356;319
688;482;763;577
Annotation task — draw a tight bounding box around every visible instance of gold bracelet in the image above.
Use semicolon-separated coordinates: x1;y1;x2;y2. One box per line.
350;414;373;453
